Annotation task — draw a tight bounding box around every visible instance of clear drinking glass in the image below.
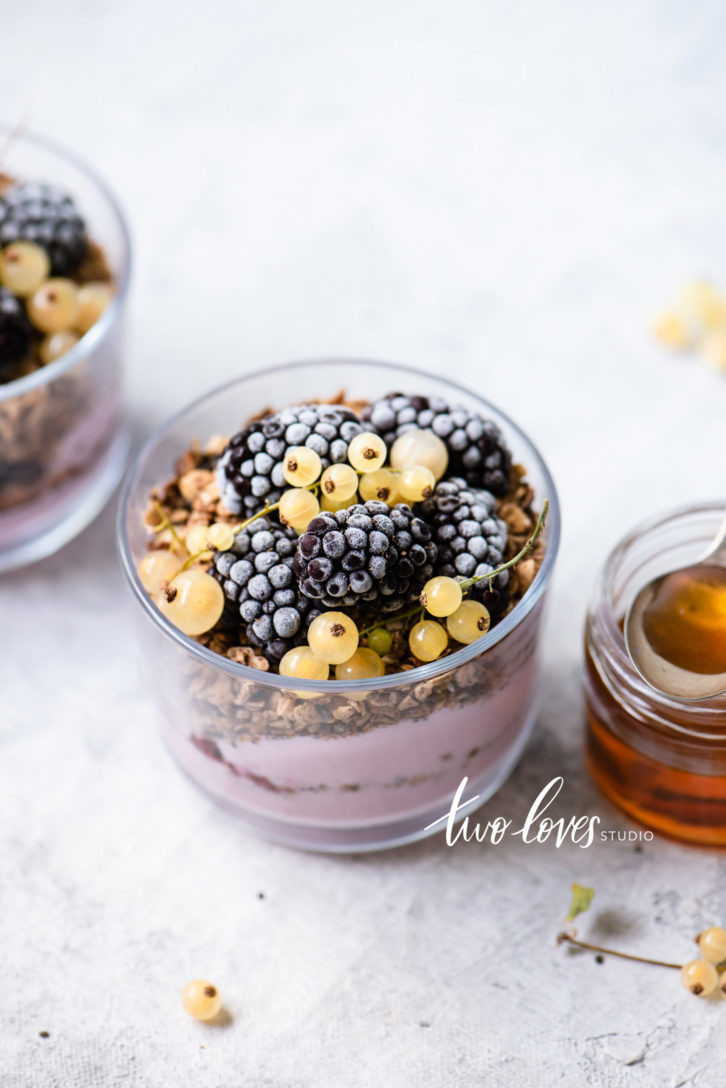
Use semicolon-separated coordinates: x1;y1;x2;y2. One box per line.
118;359;561;852
0;127;131;571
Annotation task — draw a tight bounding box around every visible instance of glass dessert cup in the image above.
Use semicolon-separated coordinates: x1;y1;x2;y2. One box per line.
0;127;131;571
118;360;560;852
585;503;726;847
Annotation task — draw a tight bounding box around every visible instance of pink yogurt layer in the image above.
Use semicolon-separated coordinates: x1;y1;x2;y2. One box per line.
163;651;538;828
0;398;120;549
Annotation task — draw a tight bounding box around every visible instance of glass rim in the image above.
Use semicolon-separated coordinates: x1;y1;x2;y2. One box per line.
0;123;132;403
116;357;561;693
594;499;726;717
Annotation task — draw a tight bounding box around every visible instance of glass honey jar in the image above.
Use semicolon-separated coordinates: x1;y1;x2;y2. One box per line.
584;503;726;847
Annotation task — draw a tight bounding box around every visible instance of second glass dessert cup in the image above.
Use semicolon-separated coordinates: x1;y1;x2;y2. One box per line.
118;359;561;852
0;127;131;571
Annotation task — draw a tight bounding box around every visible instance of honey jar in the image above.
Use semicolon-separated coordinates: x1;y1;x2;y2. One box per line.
584;503;726;846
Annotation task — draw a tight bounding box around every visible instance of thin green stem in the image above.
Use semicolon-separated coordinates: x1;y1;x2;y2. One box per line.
231;481;321;535
360;500;549;637
557;932;681;970
153;501;185;553
360;605;422;639
457;499;549;593
177;548;210;574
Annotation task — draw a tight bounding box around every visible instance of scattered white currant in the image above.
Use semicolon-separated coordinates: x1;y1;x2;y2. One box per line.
366;627;393;655
680;958;719;997
347;431;387;473
359;468;400;505
76;281;113;334
446;600;491;643
157;568;225;636
420;576;463;618
279;487;320;533
136;550;181;596
27;278;79;333
335;647;385;681
182;980;222;1021
408;620;448;662
282;445;322;487
308;611;360;664
39;330;78;365
0;241;50;297
697;927;726;965
279;646;329;682
320;462;359;501
206;522;235;551
390;428;449;480
397;464;436;502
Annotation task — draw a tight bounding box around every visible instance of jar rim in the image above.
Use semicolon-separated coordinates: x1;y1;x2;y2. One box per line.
591;500;726;725
0;124;132;403
116;357;561;693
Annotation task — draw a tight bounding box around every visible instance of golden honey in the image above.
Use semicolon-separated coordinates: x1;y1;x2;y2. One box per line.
584;506;726;847
641;564;726;676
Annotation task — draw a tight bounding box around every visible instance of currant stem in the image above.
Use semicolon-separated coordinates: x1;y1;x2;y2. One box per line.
230;481;321;535
177;548;210;574
153;501;185;553
360;499;549;638
556;932;681;970
457;499;549;593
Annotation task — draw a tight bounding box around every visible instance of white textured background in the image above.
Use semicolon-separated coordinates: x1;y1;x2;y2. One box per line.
3;2;726;1085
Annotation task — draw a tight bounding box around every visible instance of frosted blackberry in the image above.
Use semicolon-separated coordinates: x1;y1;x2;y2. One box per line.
0;183;87;276
212;517;320;660
216;403;364;517
362;392;512;496
0;287;32;381
293;500;437;612
421;477;511;617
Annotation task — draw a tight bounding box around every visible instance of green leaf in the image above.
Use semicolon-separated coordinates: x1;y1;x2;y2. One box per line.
565;883;595;922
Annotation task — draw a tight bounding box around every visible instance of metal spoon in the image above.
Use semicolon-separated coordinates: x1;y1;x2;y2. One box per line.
625;512;726;701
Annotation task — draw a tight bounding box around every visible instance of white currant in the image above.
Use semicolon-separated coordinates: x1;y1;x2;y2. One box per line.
27;278;79;333
320;462;359;501
335;647;385;681
76;282;113;334
397;464;436;502
0;241;50;297
308;612;360;664
446;600;491;643
182;980;222;1021
408;620;448;662
420;576;463;617
157;569;224;635
282;446;322;487
359;468;399;505
347;432;387;473
680;959;718;996
390;428;449;480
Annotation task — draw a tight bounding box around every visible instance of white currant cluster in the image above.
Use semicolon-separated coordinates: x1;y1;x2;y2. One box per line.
275;425;449;532
681;926;726;997
0;240;112;364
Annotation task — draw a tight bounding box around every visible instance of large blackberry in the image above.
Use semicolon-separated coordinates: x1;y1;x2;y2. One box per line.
421;477;511;617
362;392;512;496
216;403;364;517
293;500;437;612
0;183;88;276
0;287;32;381
212;517;320;661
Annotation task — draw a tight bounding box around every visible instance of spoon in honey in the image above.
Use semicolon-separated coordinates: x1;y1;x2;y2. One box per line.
625;512;726;700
